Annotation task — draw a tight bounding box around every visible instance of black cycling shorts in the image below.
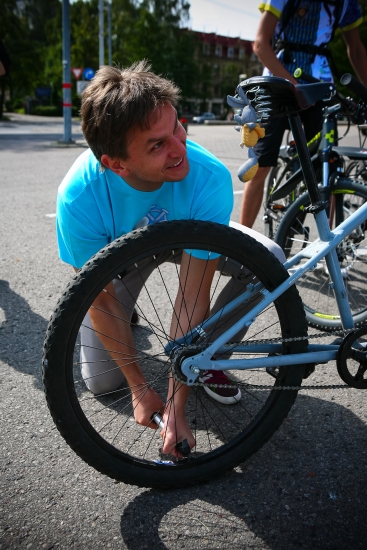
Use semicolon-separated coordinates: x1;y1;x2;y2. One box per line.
253;101;324;167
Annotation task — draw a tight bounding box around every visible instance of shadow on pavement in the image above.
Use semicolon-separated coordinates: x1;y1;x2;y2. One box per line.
0;279;47;389
120;393;367;549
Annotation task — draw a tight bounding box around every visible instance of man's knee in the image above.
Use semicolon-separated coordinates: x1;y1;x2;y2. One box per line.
229;220;286;264
83;371;124;395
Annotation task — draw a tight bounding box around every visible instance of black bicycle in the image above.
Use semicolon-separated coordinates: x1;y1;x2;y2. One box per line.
274;73;367;332
263;69;366;240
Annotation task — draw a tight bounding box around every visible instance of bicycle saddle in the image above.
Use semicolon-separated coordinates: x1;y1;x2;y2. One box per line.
238;76;335;121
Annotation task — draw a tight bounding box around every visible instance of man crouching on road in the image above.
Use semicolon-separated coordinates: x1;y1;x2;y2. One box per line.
56;61;285;457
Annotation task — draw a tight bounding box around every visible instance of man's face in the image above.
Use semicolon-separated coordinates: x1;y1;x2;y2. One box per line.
118;103;189;191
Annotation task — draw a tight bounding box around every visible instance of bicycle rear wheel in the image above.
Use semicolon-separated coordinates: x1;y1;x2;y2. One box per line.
274;179;367;331
345;159;367;182
43;220;308;488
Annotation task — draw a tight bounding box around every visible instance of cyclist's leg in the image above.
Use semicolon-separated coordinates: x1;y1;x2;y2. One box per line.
241;117;288;228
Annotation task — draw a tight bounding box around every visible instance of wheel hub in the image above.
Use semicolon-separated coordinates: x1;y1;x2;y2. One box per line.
172;345;207;384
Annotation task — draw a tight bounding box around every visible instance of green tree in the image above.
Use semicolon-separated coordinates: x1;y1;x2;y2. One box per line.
0;0;60;116
0;0;198;115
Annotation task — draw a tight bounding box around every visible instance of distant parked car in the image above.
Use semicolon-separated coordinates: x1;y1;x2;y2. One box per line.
192;112;216;123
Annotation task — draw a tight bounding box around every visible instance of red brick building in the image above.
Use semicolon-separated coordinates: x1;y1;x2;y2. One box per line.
182;30;262;117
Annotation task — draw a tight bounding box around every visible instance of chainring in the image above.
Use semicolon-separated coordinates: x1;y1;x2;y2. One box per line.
337;325;367;389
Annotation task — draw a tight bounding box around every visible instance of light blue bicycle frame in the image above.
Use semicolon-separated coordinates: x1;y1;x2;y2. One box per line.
173;201;367;385
166;102;367;385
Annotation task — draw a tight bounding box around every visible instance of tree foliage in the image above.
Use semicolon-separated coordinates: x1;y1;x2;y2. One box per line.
328;0;367;94
0;0;198;113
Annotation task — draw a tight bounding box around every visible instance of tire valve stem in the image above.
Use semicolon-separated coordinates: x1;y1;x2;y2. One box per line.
152;413;191;458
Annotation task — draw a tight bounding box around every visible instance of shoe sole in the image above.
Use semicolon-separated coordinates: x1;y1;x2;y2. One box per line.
202;385;242;405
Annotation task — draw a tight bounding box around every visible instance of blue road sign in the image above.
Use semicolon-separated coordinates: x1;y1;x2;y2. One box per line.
83;68;95;81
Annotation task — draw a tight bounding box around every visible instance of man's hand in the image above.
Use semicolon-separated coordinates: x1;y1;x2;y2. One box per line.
161;411;196;458
132;386;165;428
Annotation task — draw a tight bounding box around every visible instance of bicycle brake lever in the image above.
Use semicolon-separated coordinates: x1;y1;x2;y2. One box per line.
152;413;191;458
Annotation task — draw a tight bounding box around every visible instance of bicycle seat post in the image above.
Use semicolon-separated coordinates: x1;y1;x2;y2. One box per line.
288;112;332;242
288;112;320;204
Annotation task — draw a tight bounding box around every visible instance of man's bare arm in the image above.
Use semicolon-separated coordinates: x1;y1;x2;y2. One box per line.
253;11;298;84
162;252;218;456
73;267;164;426
342;27;367;87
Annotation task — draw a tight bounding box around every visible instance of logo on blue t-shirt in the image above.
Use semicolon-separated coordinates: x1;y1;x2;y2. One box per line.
134;205;169;229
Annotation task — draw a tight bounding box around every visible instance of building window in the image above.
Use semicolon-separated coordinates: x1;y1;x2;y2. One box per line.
228;47;234;59
215;44;222;57
203;43;210;55
239;48;245;59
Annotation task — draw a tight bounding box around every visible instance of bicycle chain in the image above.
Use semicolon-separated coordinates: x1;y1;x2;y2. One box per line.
171;328;357;391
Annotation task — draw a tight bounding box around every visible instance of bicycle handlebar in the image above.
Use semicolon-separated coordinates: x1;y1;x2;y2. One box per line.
340;73;367;103
293;68;319;84
293;69;364;121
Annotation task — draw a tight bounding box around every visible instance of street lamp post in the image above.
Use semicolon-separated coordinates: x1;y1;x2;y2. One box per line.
107;1;112;66
99;0;105;67
61;0;73;143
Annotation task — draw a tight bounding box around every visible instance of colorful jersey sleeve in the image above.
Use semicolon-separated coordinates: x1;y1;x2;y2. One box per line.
259;0;363;30
339;0;362;31
259;0;286;19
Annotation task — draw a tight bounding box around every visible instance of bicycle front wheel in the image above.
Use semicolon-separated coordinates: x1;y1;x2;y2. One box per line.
274;179;367;331
43;220;308;488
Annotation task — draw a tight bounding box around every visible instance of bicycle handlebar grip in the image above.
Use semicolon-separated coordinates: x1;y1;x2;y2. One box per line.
294;68;319;84
340;73;367;103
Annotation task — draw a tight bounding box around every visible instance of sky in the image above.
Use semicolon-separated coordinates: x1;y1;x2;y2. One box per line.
187;0;262;41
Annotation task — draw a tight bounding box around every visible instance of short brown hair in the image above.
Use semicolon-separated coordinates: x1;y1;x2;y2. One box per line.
80;61;180;162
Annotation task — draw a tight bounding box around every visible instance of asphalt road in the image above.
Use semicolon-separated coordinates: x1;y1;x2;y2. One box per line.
1;113;367;550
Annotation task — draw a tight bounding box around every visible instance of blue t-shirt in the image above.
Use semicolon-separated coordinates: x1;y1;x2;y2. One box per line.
259;0;363;81
56;140;233;268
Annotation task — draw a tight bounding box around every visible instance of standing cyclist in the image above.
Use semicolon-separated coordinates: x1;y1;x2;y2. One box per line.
240;0;367;228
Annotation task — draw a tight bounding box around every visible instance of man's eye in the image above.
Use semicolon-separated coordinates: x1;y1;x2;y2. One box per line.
152;142;163;150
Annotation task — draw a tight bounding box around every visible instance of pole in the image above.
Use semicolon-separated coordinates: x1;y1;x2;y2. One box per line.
108;0;112;66
61;0;73;143
99;0;105;67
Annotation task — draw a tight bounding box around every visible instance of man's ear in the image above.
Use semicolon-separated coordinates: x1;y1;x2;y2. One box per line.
101;154;130;177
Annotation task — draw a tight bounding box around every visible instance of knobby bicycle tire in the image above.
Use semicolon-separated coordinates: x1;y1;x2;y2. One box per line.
43;220;308;489
274;179;367;331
